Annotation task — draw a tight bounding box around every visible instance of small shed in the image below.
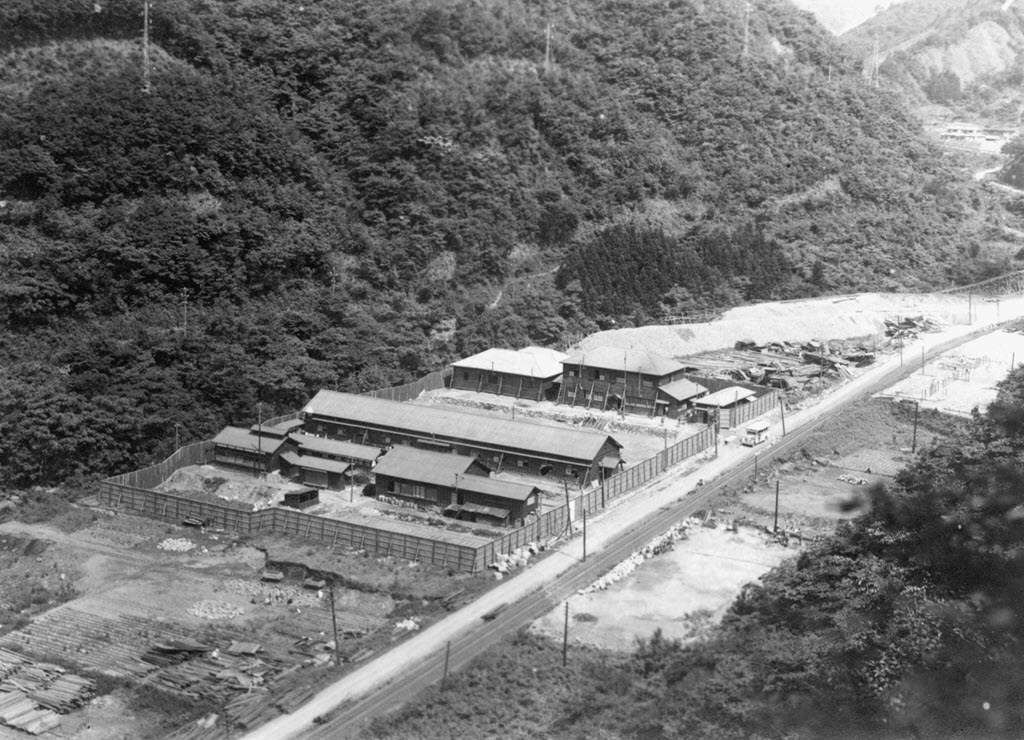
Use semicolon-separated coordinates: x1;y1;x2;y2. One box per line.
657;378;709;417
282;487;319;509
691;386;757;428
281;451;351;490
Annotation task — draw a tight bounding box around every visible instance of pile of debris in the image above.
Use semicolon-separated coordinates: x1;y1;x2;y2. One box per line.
488;542;540;577
158;538;196;552
885;315;940;341
188;601;245;620
838;474;868;486
578;520;693;595
222;579;323;608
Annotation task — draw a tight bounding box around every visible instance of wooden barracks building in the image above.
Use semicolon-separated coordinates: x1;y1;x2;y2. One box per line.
449;346;567;401
301;391;623;485
372;445;541;526
559;346;707;418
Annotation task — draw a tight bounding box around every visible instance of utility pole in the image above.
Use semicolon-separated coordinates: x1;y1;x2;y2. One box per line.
742;1;751;60
174;422;180;450
753;453;758;482
562;601;569;667
544;23;552;74
181;288;189;338
912;401;919;453
582;510;587;562
773;480;780;533
329;580;341;666
441;640;451;691
779;401;786;437
563;480;572;540
142;1;151;95
256;403;263;477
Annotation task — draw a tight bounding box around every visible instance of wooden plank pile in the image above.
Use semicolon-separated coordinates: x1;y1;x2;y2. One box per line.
684;337;881;391
0;692;60;735
0;647;95;735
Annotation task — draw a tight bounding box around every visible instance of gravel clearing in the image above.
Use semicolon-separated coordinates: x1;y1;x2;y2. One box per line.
577;292;975;358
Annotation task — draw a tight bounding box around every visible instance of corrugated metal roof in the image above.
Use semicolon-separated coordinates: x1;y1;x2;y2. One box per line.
562;346;686;377
659;379;708;402
457;475;538;502
451;346;567;378
281;451;351;475
212;426;287;453
373;446;486;486
251;419;304;437
288;434;383;463
459;502;509;519
692;386;756;407
374;446;537;502
303;392;621;464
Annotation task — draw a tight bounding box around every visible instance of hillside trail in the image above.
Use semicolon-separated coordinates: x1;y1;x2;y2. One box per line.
242;294;1024;740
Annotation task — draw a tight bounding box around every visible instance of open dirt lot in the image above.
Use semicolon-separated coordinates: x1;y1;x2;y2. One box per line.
531;525;795;651
880;329;1024;416
0;510;470;740
577;292;981;359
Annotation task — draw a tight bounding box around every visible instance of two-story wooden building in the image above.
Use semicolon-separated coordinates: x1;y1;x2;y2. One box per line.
450;346;567;401
211;426;289;473
301;391;622;486
559;346;705;418
371;446;541;526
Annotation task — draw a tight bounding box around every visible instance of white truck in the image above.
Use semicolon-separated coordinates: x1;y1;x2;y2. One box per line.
741;420;770;447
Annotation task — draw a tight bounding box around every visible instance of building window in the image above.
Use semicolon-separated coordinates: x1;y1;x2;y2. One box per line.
517;459;528;468
463;371;470;381
591;369;600;380
568;369;576;377
488;373;498;384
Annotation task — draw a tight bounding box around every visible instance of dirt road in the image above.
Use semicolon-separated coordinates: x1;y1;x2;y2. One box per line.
243;297;1020;740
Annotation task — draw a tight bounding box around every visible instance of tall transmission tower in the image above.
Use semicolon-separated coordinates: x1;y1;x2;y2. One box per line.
142;0;151;94
870;38;880;88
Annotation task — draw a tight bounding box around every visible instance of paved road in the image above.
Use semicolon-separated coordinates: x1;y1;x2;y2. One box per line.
243;307;1016;740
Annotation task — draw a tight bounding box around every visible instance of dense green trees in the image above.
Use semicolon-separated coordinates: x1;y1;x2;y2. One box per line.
0;0;1018;485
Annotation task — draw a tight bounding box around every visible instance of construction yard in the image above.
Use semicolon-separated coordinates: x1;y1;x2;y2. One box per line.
528;394;962;656
0;509;493;740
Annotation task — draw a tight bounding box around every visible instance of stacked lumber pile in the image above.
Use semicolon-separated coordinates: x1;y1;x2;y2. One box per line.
0;692;60;735
226;691;280;729
0;647;96;735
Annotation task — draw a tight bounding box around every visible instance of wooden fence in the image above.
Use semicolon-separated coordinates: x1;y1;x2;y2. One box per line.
482;424;717;564
364;369;451;402
96;482;480;572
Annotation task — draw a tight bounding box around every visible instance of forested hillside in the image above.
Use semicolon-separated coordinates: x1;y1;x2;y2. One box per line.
842;0;1024;119
369;372;1024;739
0;0;1016;486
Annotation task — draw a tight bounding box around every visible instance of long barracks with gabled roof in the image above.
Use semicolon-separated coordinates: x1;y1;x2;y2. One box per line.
301;391;623;485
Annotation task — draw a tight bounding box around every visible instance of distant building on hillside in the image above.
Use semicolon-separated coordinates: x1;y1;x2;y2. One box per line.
559;346;706;418
450;346;567;401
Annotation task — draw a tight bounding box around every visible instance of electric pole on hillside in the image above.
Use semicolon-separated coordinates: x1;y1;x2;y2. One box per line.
742;2;751;61
544;23;553;74
142;1;152;94
870;38;880;88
